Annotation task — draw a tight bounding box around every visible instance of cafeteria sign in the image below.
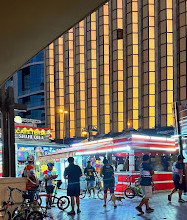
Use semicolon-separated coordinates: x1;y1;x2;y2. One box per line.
15;126;51;141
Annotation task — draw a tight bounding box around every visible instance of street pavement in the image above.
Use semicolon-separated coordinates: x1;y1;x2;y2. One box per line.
45;190;187;220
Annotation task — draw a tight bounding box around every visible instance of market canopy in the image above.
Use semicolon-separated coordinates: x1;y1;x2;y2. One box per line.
37;134;177;160
0;0;107;86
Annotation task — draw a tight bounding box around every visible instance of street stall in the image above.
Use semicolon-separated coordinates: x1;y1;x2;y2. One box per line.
73;132;178;194
0;125;64;177
38;130;178;194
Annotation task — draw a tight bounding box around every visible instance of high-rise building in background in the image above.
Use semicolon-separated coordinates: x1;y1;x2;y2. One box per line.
6;51;45;127
45;0;187;139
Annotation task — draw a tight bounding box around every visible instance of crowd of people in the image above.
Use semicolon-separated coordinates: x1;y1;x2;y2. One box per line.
22;153;186;216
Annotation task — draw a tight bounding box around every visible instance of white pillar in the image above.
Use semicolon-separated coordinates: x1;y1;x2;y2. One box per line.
129;149;135;172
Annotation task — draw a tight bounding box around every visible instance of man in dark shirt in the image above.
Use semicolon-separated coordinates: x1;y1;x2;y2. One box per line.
100;158;116;208
136;154;154;214
84;161;96;198
168;155;186;203
64;157;82;215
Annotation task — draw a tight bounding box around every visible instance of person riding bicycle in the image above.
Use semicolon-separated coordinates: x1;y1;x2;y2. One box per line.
43;162;58;208
100;158;116;208
22;155;39;204
84;161;97;198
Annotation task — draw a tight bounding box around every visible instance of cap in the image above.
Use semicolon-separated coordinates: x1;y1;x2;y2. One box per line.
47;162;54;167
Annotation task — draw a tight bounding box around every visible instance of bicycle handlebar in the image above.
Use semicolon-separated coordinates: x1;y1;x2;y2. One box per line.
126;175;132;180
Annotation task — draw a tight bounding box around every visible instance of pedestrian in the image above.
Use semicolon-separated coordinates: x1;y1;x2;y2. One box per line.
64;157;82;215
84;161;97;198
136;154;154;214
22;155;39;204
43;162;58;208
168;155;186;203
100;158;117;208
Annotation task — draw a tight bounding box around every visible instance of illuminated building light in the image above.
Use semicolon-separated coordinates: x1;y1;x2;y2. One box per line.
76;145;131;155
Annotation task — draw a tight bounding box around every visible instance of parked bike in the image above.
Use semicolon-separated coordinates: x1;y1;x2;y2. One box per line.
124;175;143;199
37;180;70;211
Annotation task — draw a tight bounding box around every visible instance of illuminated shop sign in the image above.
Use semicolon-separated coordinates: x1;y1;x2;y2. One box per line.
15;126;52;141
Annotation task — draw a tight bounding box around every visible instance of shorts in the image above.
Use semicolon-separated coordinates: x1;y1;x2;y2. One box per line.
67;183;80;197
174;181;184;190
45;185;54;194
103;182;114;194
87;181;95;189
141;186;152;199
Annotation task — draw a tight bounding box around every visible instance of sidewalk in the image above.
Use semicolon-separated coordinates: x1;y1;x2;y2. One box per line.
47;191;187;220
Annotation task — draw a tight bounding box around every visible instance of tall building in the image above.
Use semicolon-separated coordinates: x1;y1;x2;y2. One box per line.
45;0;187;139
6;51;45;127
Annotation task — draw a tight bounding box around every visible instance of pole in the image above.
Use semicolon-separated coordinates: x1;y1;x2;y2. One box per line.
174;102;183;156
63;112;66;145
7;87;16;177
1;87;9;177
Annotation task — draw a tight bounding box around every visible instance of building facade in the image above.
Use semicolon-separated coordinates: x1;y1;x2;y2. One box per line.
45;0;187;139
6;51;46;127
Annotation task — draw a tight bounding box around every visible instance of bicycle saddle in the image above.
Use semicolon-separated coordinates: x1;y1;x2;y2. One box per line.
8;186;15;191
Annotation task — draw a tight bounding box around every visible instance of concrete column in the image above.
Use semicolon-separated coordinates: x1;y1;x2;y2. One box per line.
129;149;135;172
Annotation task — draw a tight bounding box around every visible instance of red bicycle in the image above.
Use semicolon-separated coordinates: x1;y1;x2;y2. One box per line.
37;180;70;211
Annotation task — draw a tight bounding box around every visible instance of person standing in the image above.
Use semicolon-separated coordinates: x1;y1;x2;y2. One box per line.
64;157;82;215
168;155;186;203
84;161;96;198
22;155;38;204
136;154;154;214
100;158;117;208
43;162;58;208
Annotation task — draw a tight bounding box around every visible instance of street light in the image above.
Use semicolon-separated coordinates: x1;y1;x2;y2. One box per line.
59;109;69;145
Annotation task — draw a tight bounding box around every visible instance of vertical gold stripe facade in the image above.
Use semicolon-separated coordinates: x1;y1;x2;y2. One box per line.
45;43;55;139
142;0;155;128
126;0;139;129
99;3;110;134
112;0;124;132
177;0;187;101
79;21;86;134
68;29;75;137
159;0;174;127
54;37;65;139
44;0;186;139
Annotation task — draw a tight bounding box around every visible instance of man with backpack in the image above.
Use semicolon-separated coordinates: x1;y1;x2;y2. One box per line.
100;158;117;208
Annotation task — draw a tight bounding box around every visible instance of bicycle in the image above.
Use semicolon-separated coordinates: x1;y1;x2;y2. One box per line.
37;180;70;211
124;175;143;199
0;186;43;220
11;187;44;220
0;186;17;219
80;176;104;200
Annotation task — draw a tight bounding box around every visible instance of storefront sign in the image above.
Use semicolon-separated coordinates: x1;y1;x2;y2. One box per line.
15;126;51;142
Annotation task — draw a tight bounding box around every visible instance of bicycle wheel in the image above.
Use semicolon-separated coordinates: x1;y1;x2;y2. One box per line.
27;211;43;220
124;187;136;199
57;196;70;211
80;189;86;199
97;189;104;200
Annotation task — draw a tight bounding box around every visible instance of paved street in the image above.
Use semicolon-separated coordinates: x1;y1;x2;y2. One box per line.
45;191;187;220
